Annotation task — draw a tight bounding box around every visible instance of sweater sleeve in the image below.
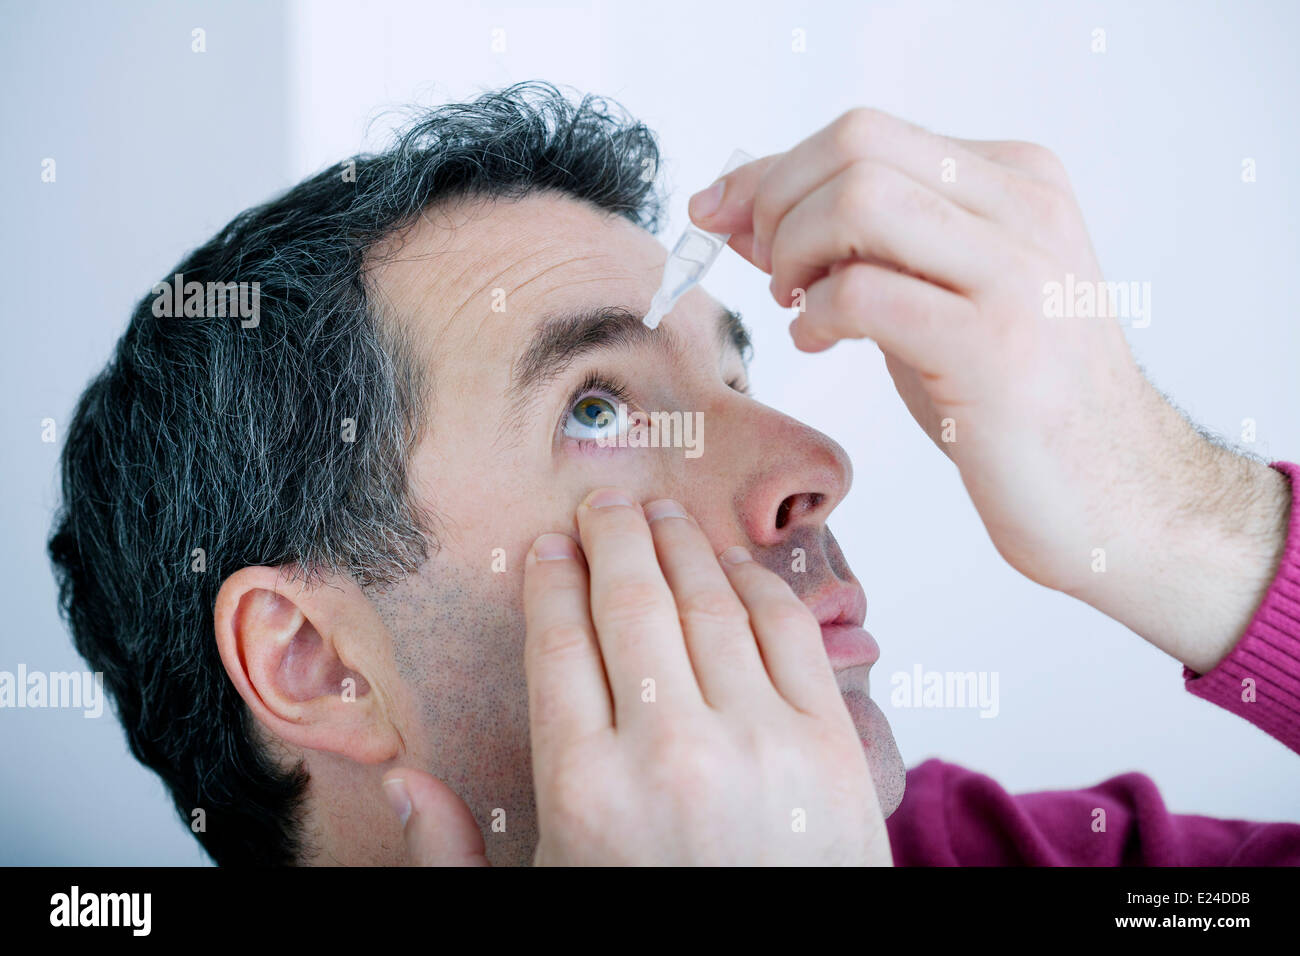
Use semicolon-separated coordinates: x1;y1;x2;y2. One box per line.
1180;460;1300;753
887;758;1300;865
887;460;1300;866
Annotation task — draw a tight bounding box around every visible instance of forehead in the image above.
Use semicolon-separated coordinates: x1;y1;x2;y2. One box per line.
365;192;707;384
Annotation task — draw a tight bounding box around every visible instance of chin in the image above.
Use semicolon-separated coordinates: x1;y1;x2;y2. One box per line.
837;672;906;818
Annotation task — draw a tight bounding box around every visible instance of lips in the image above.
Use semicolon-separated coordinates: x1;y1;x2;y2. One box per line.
806;586;880;670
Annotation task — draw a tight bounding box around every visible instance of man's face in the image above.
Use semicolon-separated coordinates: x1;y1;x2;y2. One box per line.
367;191;904;865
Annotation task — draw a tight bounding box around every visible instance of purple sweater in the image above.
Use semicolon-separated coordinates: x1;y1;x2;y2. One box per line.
886;460;1300;865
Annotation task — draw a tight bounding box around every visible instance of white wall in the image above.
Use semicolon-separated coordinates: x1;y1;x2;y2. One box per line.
1;0;290;864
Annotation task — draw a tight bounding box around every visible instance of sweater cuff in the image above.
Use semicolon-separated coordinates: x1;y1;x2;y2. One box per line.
1182;460;1300;753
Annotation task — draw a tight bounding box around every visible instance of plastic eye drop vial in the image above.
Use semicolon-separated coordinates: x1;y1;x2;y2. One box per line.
643;148;756;329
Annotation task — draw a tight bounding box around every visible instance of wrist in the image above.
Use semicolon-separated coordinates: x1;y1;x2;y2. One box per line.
1071;417;1291;671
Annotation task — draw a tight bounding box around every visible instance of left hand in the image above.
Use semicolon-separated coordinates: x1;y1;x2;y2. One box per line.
689;109;1290;672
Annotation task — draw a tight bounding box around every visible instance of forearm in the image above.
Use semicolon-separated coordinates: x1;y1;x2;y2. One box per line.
1066;390;1292;674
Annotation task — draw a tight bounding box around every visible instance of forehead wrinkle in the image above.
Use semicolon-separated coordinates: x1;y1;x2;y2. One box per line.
506;252;618;300
445;244;563;325
454;258;643;382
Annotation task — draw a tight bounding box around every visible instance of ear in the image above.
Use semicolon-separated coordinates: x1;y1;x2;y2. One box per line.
214;565;402;764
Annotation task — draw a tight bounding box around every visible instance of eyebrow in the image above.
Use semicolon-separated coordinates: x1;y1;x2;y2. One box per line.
508;304;752;403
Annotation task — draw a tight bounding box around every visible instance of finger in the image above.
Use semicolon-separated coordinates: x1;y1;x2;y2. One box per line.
743;110;1025;271
768;160;1009;301
725;230;760;268
383;769;490;867
792;261;975;373
716;547;841;715
687;153;784;259
523;531;614;758
643;499;774;708
882;349;954;449
949;138;1079;255
956;138;1070;188
576;488;704;726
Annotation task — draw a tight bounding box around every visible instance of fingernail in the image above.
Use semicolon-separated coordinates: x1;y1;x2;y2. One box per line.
644;498;687;522
586;488;635;509
689;179;726;219
719;546;753;565
534;533;577;561
384;778;412;826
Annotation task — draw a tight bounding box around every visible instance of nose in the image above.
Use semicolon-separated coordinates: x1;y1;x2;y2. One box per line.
731;404;853;549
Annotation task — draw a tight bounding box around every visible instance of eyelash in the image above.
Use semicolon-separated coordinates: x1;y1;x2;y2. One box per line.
556;372;633;451
559;369;750;448
568;371;634;412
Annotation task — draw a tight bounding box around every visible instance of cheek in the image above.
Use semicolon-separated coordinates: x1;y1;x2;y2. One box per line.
436;431;715;570
383;554;532;749
558;444;689;509
424;440;556;551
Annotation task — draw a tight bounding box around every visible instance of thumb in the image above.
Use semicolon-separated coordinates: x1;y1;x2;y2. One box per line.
687;153;782;266
382;768;491;867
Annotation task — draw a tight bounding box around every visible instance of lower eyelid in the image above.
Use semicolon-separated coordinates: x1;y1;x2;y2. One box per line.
560;434;624;457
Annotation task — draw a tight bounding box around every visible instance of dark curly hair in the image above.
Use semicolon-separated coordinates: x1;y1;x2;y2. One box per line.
47;81;664;866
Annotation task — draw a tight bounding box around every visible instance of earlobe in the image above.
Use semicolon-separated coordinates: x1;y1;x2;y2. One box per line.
214;566;401;765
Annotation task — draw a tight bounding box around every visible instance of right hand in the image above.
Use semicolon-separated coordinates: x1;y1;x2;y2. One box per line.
386;488;892;865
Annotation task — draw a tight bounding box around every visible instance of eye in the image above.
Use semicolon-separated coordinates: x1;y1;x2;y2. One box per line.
563;394;621;442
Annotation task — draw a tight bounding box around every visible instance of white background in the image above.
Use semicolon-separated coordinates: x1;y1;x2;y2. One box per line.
4;0;1298;863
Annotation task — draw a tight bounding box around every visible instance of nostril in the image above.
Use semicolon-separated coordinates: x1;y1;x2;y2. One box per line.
775;496;794;530
775;497;792;530
775;492;824;530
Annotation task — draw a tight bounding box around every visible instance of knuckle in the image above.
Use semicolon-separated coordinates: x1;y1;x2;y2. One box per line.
840;161;894;220
678;590;747;631
600;578;666;618
751;175;780;245
1023;181;1075;232
832;107;886;157
647;729;729;798
529;622;591;660
824;266;872;326
767;227;795;283
1009;141;1067;181
544;763;607;841
763;600;820;636
584;506;646;540
904;181;952;226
